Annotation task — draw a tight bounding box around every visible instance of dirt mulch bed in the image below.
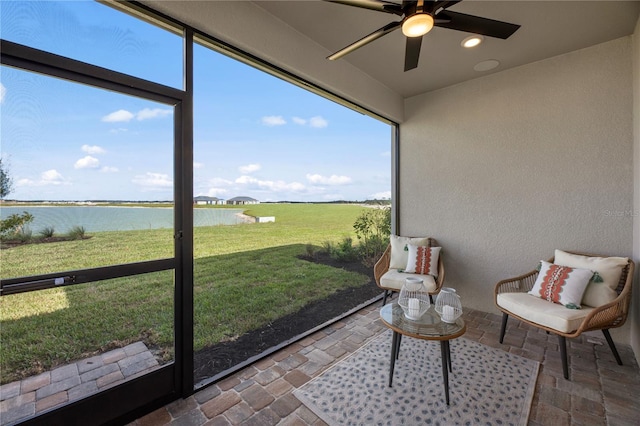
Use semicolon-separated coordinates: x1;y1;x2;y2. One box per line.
1;236;91;249
193;253;382;384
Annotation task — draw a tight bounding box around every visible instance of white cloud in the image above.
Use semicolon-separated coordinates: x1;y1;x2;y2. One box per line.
306;173;351;185
381;151;391;157
261;115;286;126
371;191;391;200
17;169;69;187
0;83;6;104
102;109;134;123
239;163;261;174
74;156;100;169
136;108;172;121
41;170;67;185
208;177;234;186
236;175;305;192
100;166;119;173
207;188;228;197
132;172;173;190
109;128;128;134
235;175;258;185
194;162;204;169
82;144;106;155
102;108;172;123
309;116;328;128
291;116;329;128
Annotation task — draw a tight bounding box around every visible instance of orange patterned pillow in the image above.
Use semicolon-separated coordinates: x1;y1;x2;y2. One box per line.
405;245;441;277
528;261;593;309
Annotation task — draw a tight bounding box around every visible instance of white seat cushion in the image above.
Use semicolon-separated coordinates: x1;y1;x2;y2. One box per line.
497;293;593;334
379;269;437;292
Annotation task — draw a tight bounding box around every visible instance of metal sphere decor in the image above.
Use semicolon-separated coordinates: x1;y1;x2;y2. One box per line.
435;287;463;323
398;277;430;320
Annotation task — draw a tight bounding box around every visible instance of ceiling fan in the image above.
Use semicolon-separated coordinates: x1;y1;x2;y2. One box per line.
325;0;520;71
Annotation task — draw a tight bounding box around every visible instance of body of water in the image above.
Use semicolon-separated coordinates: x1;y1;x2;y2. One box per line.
0;206;246;233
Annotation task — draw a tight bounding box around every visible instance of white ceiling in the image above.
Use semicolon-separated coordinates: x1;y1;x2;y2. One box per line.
253;1;640;98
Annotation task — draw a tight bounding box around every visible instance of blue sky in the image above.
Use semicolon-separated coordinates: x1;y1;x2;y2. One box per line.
0;1;391;202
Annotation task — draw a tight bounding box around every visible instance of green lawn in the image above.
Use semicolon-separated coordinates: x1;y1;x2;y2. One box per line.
0;204;373;384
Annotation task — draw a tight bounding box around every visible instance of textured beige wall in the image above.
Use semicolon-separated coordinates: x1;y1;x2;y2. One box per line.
401;37;634;343
632;16;640;363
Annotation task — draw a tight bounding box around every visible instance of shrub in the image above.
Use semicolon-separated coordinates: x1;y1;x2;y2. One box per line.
353;207;391;266
305;244;317;258
8;228;33;243
0;211;34;240
320;241;333;255
38;226;55;238
67;226;86;240
326;237;359;262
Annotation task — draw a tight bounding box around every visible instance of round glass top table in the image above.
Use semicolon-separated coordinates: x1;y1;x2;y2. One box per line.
379;302;466;405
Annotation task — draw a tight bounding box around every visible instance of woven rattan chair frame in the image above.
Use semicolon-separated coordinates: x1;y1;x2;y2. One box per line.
494;250;634;379
374;237;445;306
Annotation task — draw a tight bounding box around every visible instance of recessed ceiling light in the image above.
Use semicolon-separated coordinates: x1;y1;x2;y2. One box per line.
461;35;483;48
474;59;500;72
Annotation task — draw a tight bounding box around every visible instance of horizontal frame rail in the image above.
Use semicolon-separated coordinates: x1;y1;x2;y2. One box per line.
0;258;175;296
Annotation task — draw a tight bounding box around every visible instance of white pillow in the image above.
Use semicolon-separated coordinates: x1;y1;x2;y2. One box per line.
389;235;429;269
405;245;441;278
528;261;593;309
554;250;628;307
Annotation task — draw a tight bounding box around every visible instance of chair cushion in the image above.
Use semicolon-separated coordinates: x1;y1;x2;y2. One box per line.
405;245;441;278
554;250;628;307
379;269;437;292
389;235;429;269
528;261;593;309
497;293;593;333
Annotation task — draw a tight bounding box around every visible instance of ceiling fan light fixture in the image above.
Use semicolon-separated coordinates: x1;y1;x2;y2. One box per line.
462;35;484;48
402;13;434;38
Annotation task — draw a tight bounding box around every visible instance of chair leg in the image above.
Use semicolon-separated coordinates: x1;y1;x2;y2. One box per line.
602;329;623;366
499;313;508;344
558;335;569;379
382;290;389;306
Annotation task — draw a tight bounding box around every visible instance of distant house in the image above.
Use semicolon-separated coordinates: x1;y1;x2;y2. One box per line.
227;196;259;205
194;196;225;205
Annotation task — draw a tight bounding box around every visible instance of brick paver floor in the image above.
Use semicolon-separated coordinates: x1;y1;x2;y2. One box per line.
0;342;160;425
131;304;640;426
2;303;639;425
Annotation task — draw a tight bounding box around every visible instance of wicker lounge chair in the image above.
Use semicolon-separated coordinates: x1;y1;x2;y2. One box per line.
494;250;634;379
374;237;445;305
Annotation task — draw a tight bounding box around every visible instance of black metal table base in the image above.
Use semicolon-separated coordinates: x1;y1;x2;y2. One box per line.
388;331;452;405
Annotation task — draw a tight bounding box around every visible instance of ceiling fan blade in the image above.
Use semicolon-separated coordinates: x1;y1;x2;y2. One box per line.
404;36;422;71
433;1;461;14
435;11;520;39
327;21;402;61
325;0;404;16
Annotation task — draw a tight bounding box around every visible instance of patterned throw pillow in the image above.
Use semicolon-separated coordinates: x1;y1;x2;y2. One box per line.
528;261;594;309
554;249;629;307
405;245;441;277
389;235;429;269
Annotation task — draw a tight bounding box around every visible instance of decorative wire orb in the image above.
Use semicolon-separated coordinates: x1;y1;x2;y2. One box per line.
435;287;462;323
398;277;431;320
